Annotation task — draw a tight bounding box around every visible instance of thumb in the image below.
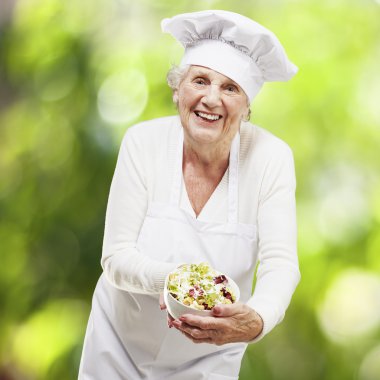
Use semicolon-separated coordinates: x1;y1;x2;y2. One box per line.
159;293;167;310
212;302;243;317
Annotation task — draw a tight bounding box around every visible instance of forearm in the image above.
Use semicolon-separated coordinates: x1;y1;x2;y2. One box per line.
101;127;178;294
246;263;300;341
247;143;300;342
102;247;178;294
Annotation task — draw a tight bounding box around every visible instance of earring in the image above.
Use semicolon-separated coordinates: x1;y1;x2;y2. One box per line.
173;94;178;103
243;109;251;122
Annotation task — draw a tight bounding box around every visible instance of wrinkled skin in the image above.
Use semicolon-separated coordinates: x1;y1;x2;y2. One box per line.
159;294;263;345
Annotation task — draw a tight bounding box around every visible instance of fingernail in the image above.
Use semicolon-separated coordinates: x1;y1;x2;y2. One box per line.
213;307;221;315
179;316;186;321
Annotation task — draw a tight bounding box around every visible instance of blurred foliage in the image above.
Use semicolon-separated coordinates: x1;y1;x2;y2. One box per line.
1;0;380;379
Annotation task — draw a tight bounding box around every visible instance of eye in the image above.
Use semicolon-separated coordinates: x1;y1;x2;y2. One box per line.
193;77;206;86
225;85;238;93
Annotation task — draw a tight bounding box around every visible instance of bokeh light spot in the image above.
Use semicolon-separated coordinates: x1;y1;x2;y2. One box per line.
317;269;380;344
62;0;111;36
359;344;380;380
351;49;380;130
35;118;76;171
34;56;78;102
315;163;370;244
11;299;88;377
97;69;148;125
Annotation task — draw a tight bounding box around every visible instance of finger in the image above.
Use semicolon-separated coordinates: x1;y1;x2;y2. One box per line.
179;314;219;330
159;293;166;310
180;330;213;345
172;320;218;341
167;313;175;328
212;303;244;317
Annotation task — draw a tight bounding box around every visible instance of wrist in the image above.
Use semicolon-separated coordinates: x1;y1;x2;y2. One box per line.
253;309;264;338
247;308;264;341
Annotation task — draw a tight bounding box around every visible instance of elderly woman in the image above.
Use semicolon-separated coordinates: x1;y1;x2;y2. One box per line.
79;10;300;380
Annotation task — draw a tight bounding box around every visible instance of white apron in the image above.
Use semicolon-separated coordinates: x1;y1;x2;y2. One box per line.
79;128;258;380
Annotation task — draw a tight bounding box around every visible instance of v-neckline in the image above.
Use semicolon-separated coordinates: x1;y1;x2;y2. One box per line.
181;168;229;219
171;126;240;224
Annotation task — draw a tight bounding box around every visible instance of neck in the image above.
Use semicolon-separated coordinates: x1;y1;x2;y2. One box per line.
183;134;236;172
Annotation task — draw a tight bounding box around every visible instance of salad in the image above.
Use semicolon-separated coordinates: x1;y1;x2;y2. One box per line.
167;262;236;311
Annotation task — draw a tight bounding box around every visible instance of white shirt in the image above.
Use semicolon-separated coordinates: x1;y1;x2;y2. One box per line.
101;115;300;339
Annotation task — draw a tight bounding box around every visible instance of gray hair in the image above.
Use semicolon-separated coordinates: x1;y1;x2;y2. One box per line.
166;64;190;91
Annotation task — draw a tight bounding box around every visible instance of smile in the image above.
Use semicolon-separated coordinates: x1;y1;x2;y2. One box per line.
194;111;222;121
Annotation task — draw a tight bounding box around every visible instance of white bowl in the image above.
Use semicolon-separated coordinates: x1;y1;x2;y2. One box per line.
163;270;240;320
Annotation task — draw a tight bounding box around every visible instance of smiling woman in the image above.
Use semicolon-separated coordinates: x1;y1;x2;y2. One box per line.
176;66;249;150
79;9;300;380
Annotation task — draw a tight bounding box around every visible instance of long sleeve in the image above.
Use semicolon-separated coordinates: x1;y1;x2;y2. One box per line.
101;127;178;294
246;143;301;341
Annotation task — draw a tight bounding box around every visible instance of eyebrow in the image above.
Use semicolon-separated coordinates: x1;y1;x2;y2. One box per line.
190;70;209;77
189;69;241;90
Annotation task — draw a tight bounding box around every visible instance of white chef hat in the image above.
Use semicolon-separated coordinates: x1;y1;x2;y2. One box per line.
161;10;298;102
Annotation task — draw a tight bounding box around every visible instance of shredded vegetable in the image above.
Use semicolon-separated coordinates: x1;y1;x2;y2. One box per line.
167;262;236;310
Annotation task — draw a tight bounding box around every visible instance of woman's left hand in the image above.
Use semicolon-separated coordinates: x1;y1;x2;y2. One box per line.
171;303;263;345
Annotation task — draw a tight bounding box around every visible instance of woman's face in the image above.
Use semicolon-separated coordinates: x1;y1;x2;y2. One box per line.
175;65;249;148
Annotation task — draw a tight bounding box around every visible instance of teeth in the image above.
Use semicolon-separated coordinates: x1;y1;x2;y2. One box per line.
196;112;220;121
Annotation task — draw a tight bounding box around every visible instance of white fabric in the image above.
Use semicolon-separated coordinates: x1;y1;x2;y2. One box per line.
161;10;298;101
79;124;257;379
99;115;300;336
79;115;300;378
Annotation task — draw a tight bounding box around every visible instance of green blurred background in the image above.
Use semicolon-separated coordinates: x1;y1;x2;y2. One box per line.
1;0;380;379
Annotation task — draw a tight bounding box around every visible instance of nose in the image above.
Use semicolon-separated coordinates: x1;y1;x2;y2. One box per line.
202;85;222;107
